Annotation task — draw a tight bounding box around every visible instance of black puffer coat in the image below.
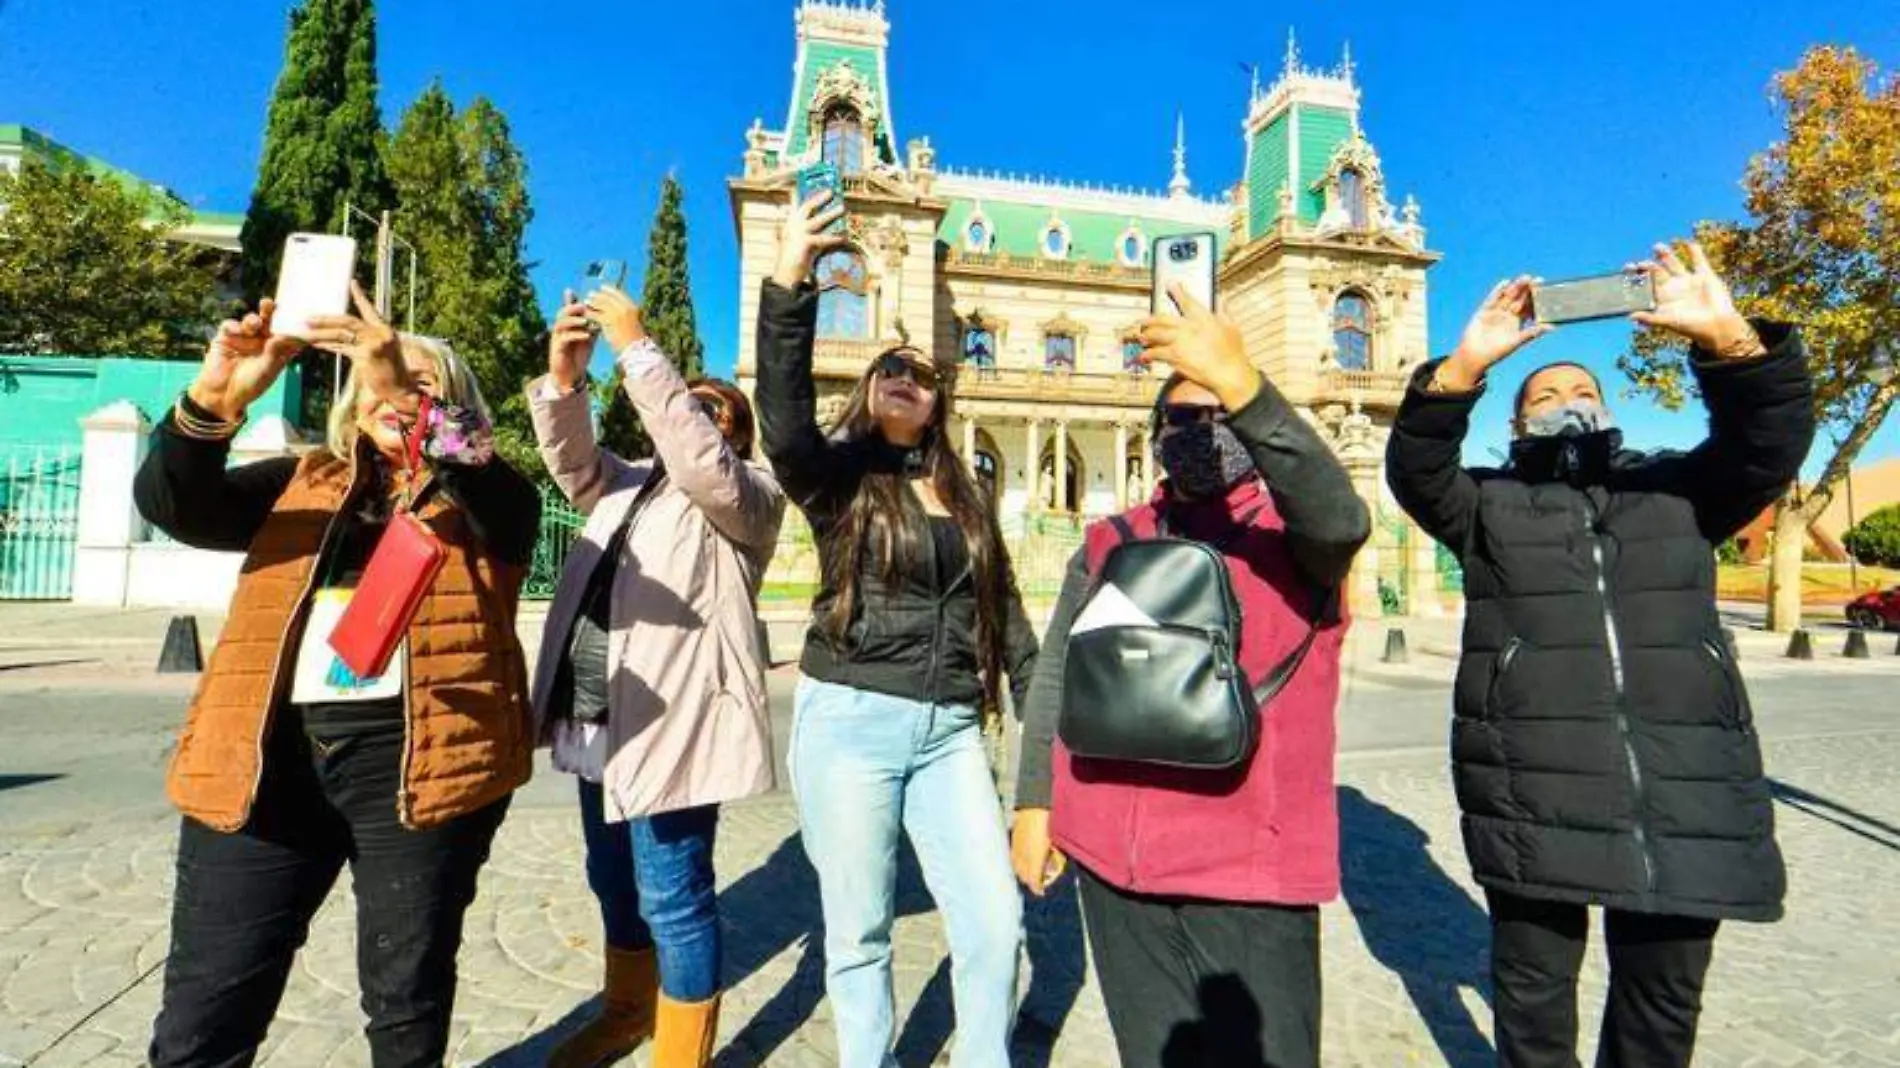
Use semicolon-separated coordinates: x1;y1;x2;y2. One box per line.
1386;323;1812;922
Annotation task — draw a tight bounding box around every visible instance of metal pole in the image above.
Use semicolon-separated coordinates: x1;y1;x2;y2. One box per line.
375;210;394;320
1846;459;1859;595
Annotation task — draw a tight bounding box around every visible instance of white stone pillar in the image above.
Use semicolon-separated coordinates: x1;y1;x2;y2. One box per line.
1025;418;1042;513
1114;422;1130;510
1054;420;1069;513
963;415;978;476
71;401;149;607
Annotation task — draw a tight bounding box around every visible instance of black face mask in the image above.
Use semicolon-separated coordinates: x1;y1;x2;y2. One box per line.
1156;422;1256;500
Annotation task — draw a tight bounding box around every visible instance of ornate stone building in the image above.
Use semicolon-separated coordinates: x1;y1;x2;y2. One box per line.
730;1;1446;613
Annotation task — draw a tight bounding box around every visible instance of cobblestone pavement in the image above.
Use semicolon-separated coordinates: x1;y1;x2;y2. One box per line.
3;611;1898;1066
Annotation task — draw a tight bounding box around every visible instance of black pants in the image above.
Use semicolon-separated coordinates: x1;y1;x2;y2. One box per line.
1488;890;1720;1068
1077;867;1321;1068
148;709;510;1068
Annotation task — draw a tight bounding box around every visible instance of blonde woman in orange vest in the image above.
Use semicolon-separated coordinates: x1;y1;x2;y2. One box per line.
135;285;542;1068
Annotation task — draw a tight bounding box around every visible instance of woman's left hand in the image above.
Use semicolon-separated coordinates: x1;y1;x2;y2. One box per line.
305;281;415;406
1630;240;1765;359
1137;283;1260;410
584;285;648;354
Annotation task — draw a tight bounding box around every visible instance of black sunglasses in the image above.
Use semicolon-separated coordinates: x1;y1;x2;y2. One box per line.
691;393;728;421
873;351;940;391
1161;403;1230;429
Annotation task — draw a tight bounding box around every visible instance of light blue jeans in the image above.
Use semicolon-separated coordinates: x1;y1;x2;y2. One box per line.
791;677;1023;1068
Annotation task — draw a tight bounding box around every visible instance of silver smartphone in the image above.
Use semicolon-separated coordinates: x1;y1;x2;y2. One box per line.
1152;232;1217;314
273;233;358;340
1532;271;1657;326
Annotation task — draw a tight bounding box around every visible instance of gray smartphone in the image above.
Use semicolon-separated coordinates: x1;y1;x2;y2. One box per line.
1152;232;1217;314
797;161;846;235
1532;271;1656;326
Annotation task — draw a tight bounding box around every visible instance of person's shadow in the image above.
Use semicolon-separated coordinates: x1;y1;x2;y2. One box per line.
483;830;947;1067
1338;786;1494;1068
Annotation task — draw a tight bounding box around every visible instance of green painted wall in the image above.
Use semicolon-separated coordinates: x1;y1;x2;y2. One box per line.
1246;113;1290;237
785;42;895;164
1297;106;1353;222
0;356;299;458
938;198;1222;265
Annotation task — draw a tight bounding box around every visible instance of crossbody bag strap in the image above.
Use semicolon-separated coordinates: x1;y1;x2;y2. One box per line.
1249;584;1338;707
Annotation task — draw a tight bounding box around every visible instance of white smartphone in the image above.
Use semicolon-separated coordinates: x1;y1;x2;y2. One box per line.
272;233;358;340
1151;232;1217;314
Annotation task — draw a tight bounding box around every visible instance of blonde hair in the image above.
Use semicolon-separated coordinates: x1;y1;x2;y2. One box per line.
325;334;493;458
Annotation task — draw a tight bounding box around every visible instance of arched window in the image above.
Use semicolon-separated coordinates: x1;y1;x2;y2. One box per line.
1340;168;1369;230
1122;337;1146;375
821;104;865;174
815;249;869;339
1043;225;1069;259
963;326;996;369
974;450;1000;503
1044;333;1077;372
1332;291;1373;371
1120;233;1143;266
967;218;988;250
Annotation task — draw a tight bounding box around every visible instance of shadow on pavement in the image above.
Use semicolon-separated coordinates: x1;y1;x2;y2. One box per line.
1770;778;1900;852
1006;874;1088;1068
0;773;62;793
1339;786;1494;1068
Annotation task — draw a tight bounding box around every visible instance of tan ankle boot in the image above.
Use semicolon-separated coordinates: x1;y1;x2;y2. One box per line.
547;946;659;1068
650;991;721;1068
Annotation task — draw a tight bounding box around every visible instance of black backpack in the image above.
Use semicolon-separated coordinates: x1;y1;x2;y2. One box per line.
1057;508;1335;770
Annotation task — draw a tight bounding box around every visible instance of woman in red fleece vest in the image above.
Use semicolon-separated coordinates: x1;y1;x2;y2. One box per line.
1011;284;1370;1068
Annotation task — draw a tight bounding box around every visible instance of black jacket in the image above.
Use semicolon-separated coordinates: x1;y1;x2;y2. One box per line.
1386;322;1813;922
753;280;1038;712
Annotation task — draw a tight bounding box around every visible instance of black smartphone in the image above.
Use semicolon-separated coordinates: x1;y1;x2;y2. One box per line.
1532;271;1657;326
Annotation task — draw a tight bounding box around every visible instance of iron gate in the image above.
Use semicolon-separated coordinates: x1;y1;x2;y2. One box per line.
0;446;82;601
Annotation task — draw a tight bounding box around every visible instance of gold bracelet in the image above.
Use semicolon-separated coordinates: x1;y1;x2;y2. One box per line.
172;399;244;441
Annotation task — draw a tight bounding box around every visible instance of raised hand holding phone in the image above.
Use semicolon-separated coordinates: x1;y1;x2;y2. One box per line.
303;282;413;409
1136;283;1260;411
271;233;357;340
187;299;307;423
770;187;850;291
1629;241;1764;359
583;286;649;354
1436;276;1554;393
549;289;595;392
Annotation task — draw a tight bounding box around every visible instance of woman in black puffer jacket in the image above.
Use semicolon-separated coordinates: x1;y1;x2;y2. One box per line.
1386;243;1814;1068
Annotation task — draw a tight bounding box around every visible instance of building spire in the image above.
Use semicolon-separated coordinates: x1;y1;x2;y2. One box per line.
1169;111;1191;199
1284;27;1300;77
1341;39;1355;84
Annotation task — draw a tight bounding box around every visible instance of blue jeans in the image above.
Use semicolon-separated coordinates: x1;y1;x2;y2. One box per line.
576;781;721;1002
791;677;1023;1068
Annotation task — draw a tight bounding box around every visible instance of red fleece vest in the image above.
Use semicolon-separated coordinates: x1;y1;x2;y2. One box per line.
1049;479;1348;904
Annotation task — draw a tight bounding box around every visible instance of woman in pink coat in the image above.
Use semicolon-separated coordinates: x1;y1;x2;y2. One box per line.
528;285;786;1068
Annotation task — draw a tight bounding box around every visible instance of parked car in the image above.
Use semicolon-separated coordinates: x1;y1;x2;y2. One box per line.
1845;585;1900;631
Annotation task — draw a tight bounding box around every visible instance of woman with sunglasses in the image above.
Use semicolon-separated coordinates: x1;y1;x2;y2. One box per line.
754;190;1039;1068
530;284;785;1068
1009;283;1370;1068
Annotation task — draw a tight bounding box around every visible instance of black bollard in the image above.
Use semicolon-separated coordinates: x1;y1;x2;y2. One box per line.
1720;627;1740;660
1843;629;1870;660
1784;629;1814;661
1381;627;1409;665
157;615;204;674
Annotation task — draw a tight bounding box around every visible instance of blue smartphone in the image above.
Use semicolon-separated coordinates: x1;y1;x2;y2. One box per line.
797;162;845;235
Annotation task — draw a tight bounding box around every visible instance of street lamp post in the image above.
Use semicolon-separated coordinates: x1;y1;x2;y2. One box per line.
1846;339;1896;596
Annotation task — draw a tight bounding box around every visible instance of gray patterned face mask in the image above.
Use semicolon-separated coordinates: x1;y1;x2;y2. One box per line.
1156;422;1257;500
1521;399;1616;439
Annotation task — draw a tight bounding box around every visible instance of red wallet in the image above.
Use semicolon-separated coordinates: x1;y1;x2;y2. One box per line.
328;510;447;681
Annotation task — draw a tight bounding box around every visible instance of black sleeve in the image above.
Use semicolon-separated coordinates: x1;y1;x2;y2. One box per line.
753;279;861;525
132;415;299;552
434;457;542;568
1678;322;1816;542
1000;568;1040;716
1014;548;1089;810
1225;374;1371;587
1386;361;1486;555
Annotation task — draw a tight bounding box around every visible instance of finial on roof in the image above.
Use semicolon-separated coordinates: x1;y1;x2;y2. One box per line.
1341;39;1355;84
1284;27;1300;77
1169;111;1191;199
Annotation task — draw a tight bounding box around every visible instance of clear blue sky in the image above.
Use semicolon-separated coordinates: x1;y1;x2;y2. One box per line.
3;0;1896;473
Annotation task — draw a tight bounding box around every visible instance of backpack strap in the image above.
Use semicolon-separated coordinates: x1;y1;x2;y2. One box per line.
1249;584;1339;708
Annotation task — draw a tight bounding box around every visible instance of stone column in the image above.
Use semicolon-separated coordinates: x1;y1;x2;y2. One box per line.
1113;422;1130;510
1025;418;1042;513
71;401;149;607
1053;420;1070;514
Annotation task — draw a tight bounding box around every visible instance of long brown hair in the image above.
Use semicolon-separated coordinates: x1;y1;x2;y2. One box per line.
821;346;1018;713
